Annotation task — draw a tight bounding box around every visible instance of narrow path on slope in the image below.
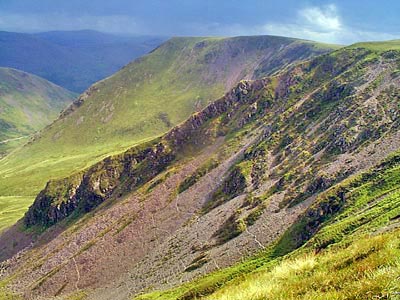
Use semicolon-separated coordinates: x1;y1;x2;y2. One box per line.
0;135;30;144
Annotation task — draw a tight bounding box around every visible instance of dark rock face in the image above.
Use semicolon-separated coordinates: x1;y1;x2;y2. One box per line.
221;166;247;200
165;79;268;148
294;189;347;250
306;175;333;194
24;175;83;226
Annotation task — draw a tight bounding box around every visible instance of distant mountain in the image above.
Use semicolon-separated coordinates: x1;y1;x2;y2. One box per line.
0;39;399;300
0;30;166;92
0;67;75;157
34;30;162;47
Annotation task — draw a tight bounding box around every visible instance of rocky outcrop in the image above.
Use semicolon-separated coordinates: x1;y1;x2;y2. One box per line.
59;85;100;119
24;174;84;227
165;79;268;148
24;142;175;226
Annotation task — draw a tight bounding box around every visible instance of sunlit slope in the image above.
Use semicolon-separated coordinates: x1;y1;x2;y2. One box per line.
349;39;400;51
0;67;75;156
132;40;400;300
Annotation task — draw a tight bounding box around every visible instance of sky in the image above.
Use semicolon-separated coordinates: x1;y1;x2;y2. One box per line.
0;0;399;45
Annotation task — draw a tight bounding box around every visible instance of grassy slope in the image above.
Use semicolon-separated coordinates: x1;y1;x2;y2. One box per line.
0;36;335;230
349;39;400;51
0;68;74;232
0;67;75;156
0;196;34;234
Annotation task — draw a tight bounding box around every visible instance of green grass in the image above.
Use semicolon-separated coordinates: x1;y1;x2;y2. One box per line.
349;39;400;52
0;275;21;300
0;289;20;299
302;40;343;51
201;232;400;300
0;136;29;158
0;196;34;232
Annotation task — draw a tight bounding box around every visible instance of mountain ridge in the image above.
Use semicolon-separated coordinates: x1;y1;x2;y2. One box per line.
0;35;336;231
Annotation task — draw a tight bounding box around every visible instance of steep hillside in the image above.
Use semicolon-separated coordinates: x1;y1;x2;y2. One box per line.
0;41;398;300
0;67;75;157
0;30;165;92
136;151;400;300
0;35;334;229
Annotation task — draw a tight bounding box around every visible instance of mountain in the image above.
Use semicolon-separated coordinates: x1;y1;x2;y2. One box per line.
0;30;166;92
0;35;336;230
0;40;399;300
0;67;75;157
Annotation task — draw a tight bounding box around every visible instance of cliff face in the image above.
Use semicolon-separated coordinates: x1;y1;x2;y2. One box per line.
24;80;269;227
1;45;400;300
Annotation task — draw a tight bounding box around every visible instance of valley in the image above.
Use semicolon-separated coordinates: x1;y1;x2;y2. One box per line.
0;30;165;92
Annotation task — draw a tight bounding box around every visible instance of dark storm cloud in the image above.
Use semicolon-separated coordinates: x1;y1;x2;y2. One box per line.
0;0;399;44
